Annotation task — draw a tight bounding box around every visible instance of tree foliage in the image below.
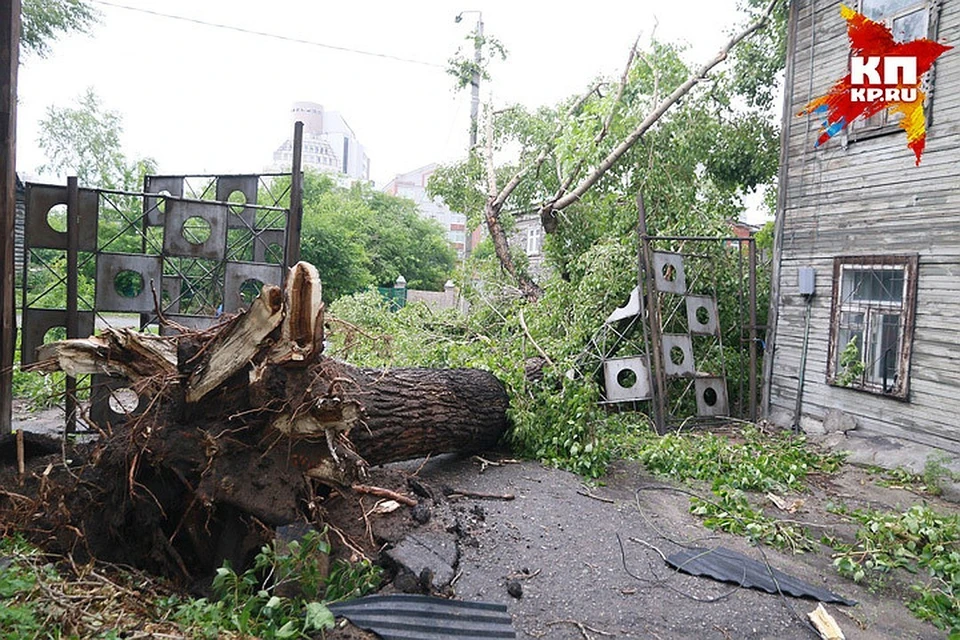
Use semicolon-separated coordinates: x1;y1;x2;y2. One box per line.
21;0;98;58
432;33;782;282
36;88;156;260
446;32;508;90
432;2;781;300
728;0;790;111
297;172;457;302
37;87;154;191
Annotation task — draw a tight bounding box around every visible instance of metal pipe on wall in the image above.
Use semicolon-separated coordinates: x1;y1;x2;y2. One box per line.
792;295;814;432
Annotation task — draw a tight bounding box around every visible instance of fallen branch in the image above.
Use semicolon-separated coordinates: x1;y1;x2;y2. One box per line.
539;0;779;230
577;487;614;504
507;567;541;581
808;603;845;640
351;484;417;507
445;488;515;501
518;308;554;367
594;35;640;145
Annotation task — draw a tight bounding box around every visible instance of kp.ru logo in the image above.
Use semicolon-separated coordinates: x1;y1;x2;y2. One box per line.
849;56;918;102
799;5;951;165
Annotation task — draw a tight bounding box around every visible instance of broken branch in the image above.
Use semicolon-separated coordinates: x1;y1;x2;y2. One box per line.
445;488;515;501
541;0;778;226
351;484;417;507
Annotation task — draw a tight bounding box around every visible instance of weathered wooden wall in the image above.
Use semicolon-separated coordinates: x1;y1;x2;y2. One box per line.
766;0;960;452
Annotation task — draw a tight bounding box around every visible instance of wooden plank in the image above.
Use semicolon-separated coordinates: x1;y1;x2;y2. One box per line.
772;377;960;443
0;0;19;436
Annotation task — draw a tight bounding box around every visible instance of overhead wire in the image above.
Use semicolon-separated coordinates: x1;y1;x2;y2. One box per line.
89;0;445;69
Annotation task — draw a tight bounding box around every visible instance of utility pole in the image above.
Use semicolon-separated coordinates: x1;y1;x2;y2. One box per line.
0;0;20;436
456;10;482;256
469;16;482;151
456;10;483;150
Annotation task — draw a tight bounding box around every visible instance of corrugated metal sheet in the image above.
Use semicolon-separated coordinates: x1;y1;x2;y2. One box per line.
667;546;856;606
328;594;515;640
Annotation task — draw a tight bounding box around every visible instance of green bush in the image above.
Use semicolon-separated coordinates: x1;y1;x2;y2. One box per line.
165;528;380;639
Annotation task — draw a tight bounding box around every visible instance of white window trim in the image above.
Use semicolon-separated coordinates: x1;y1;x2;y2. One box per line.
525;227;541;256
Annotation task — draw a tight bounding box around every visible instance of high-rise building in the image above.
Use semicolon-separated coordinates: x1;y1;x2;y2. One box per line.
382;163;467;259
272;102;370;183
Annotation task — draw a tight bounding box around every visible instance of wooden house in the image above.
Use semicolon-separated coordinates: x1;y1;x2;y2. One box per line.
763;0;960;456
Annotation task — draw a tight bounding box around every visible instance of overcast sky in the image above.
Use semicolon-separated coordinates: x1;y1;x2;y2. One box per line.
17;0;751;190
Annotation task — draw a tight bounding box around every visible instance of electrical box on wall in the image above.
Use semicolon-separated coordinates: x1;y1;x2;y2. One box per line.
798;267;816;296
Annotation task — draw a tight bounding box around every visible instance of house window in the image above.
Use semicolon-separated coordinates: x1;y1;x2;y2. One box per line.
852;0;939;134
827;255;918;398
525;227;541;256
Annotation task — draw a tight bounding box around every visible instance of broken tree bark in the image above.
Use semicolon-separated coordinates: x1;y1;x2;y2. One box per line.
27;262;510;580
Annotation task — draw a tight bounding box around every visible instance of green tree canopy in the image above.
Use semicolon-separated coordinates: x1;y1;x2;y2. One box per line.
297;173;457;302
430;36;781;286
36;88;156;255
37;87;154;190
21;0;98;58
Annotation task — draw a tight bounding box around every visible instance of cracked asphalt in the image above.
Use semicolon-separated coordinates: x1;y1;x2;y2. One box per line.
414;455;945;640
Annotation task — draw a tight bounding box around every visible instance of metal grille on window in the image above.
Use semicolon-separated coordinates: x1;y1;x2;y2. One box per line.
838;265;905;391
829;255;917;398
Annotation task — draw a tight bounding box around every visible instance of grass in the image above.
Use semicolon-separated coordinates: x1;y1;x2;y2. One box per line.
0;530;381;639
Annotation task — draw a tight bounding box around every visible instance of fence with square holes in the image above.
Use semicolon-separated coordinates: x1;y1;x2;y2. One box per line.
18;171;298;431
573;215;765;433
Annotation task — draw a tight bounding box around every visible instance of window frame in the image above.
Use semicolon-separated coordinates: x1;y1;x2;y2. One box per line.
525;226;542;256
848;0;943;140
826;255;919;399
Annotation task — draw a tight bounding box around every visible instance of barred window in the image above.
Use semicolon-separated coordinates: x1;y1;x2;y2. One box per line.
827;255;918;398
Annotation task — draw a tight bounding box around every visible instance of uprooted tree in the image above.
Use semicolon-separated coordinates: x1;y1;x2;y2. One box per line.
14;262;509;580
435;0;783;301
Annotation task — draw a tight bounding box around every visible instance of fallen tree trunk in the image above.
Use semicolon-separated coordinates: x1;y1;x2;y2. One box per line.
25;262;510;580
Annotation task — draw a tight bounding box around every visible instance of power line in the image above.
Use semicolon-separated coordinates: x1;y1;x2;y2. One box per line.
90;0;445;69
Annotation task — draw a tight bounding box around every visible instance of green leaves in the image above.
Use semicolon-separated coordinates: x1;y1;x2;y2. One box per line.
831;505;960;631
512;373;610;478
637;425;844;494
727;0;789;111
298;173;457;302
21;0;99;58
690;488;816;552
168;527;379;639
446;33;508;90
836;337;866;387
0;536;54;639
37;88;155;190
626;425;845;552
303;602;335;632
